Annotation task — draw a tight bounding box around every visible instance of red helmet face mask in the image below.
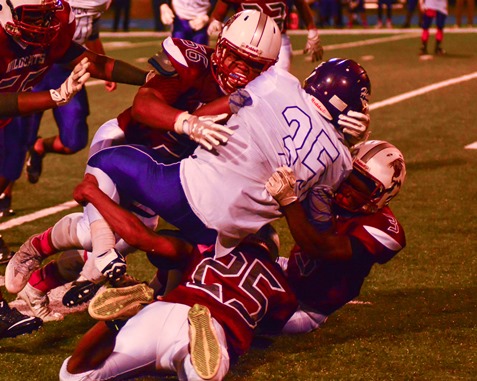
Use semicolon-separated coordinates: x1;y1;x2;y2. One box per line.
2;0;61;47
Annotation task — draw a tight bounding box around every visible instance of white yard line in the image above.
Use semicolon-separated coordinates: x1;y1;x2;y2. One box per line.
0;200;78;230
292;33;418;54
2;63;476;231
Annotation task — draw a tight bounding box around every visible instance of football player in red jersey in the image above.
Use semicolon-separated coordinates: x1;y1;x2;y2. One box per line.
57;174;297;380
0;0;149;336
7;10;284;319
266;140;407;333
207;0;324;71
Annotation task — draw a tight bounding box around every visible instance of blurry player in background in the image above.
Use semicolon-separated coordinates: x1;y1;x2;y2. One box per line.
1;0;117;220
25;0;117;186
265;140;407;333
7;11;284;319
0;0;152;332
419;0;448;55
158;0;212;45
207;0;324;71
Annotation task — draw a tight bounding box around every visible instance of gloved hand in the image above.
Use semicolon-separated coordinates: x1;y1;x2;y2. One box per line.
207;18;223;36
160;3;175;25
50;57;90;106
174;112;233;150
338;107;370;146
189;14;209;31
266;166;298;206
303;29;324;62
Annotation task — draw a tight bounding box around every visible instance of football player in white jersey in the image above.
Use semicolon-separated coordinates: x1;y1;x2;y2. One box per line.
265;140;407;334
75;58;371;266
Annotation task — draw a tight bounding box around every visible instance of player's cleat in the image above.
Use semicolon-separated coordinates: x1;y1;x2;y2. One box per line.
26;147;44;184
188;304;221;380
62;272;141;308
0;236;13;265
419;45;428;56
18;284;64;322
88;283;154;321
434;46;446;56
96;248;127;282
0;300;43;339
5;235;44;294
0;194;15;218
62;279;105;308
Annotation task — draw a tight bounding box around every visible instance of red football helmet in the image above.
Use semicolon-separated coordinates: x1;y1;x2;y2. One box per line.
335;140;406;213
0;0;61;47
211;10;281;94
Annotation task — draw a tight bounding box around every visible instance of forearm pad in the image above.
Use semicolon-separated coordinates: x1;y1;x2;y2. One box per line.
0;93;20;118
111;60;149;86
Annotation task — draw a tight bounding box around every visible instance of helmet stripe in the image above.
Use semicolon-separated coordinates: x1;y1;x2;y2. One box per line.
250;12;267;47
360;142;395;163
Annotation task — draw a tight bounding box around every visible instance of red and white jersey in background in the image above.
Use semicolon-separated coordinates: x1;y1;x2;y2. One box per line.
163;245;298;357
0;0;76;129
221;0;290;32
286;206;406;316
116;37;225;161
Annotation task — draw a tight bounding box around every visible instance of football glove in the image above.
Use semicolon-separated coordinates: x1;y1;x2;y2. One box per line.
304;29;324;63
189;14;209;31
207;18;223;36
174;112;233;151
160;3;175;25
266;166;298;206
338;107;370;146
50;57;90;106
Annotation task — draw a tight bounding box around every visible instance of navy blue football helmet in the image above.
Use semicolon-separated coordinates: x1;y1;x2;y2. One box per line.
303;58;371;124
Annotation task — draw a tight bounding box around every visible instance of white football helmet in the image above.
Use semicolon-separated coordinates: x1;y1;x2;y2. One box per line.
0;0;61;47
211;10;281;94
336;140;406;213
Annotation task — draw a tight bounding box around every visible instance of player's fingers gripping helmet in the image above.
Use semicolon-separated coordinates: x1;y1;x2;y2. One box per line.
211;10;281;94
336;140;406;213
304;58;371;126
0;0;61;47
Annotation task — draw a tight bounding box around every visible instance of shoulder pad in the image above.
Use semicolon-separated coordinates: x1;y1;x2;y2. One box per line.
151;37;213;78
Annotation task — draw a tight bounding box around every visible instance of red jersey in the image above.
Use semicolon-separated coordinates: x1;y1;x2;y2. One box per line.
221;0;290;32
286;206;406;316
0;0;77;129
163;245;298;356
116;37;224;162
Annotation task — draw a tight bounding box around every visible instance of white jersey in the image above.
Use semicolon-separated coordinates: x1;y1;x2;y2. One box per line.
422;0;448;14
67;0;111;44
172;0;210;20
181;66;352;257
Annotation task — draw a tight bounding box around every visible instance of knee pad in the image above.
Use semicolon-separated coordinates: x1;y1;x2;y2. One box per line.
51;213;84;251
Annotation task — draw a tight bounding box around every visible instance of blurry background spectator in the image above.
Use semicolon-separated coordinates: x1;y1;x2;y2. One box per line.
112;0;132;31
152;0;165;30
454;0;474;26
347;0;368;27
376;0;394;27
402;0;421;27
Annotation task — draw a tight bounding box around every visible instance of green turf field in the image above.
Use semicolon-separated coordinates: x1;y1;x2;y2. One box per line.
0;30;476;380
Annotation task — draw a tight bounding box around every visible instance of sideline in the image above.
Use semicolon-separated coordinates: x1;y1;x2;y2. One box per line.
1;73;476;231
